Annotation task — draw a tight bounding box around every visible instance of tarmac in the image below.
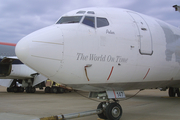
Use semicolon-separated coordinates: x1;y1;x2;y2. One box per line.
0;86;180;120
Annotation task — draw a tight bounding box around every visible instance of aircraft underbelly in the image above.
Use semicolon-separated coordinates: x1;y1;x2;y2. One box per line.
67;80;180;92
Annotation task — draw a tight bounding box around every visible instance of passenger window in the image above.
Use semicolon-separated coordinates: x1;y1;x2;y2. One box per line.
82;16;95;28
97;17;109;28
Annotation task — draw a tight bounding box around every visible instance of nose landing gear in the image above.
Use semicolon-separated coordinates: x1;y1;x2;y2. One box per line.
39;101;122;120
97;101;122;120
39;91;124;120
89;91;125;120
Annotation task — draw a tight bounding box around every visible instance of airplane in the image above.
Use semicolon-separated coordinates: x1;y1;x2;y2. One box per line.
0;42;47;93
15;7;180;120
173;5;180;12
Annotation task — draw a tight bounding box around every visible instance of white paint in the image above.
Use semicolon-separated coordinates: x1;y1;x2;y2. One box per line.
106;90;126;99
0;79;13;87
16;7;180;92
10;64;36;79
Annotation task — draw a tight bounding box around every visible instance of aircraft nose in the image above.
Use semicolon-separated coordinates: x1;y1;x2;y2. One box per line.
15;25;64;77
15;35;29;64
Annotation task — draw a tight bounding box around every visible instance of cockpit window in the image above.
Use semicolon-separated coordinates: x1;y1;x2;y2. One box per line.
97;17;109;28
82;16;95;28
56;16;83;24
76;11;86;14
87;11;95;14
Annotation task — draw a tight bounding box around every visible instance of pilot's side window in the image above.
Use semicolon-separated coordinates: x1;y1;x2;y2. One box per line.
82;16;95;28
97;17;109;28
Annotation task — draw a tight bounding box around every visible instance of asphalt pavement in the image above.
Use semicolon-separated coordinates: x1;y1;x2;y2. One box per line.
0;86;180;120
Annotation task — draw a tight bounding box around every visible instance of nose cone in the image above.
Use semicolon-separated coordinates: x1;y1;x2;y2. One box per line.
15;25;64;77
15;36;30;64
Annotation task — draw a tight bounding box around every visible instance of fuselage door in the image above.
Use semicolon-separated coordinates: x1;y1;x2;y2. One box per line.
128;12;153;55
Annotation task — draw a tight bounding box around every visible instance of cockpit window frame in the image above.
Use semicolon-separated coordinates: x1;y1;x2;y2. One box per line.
56;16;83;24
97;17;109;28
81;16;110;29
82;16;95;28
76;11;86;14
56;15;110;29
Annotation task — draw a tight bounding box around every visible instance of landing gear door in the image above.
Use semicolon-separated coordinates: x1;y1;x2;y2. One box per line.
106;90;126;99
128;12;153;55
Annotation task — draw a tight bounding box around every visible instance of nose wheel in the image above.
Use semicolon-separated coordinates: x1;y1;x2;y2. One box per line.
97;102;122;120
97;102;107;119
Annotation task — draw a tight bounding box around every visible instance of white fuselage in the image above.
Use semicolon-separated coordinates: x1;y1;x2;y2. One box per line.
15;7;180;92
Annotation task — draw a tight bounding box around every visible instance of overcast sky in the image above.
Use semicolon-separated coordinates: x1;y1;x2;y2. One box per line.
0;0;180;43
